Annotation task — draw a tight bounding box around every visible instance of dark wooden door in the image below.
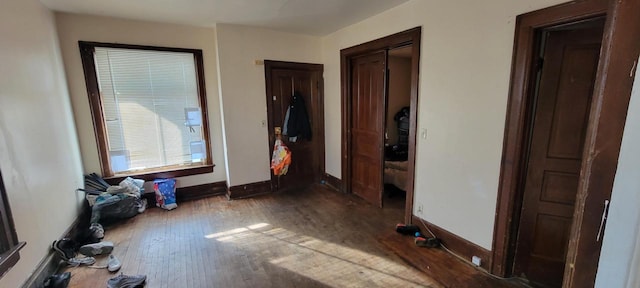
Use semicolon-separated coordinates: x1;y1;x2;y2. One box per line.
265;61;324;191
513;24;604;287
350;51;387;207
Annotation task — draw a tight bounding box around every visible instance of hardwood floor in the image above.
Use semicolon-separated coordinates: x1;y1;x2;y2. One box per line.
62;184;525;287
63;184;440;288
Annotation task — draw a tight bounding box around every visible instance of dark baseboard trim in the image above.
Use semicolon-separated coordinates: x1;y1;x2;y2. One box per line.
322;173;342;192
176;181;227;202
412;215;492;271
20;252;63;288
144;181;228;207
227;180;272;199
20;207;89;288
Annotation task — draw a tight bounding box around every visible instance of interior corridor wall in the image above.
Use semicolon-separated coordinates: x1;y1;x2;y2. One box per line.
215;24;322;186
0;0;84;286
320;0;568;249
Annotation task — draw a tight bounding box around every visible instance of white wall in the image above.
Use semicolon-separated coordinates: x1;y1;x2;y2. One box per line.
55;13;226;187
0;0;84;286
215;24;322;186
595;57;640;288
321;0;568;249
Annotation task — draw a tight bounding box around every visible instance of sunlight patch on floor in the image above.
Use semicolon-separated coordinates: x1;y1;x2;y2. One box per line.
204;222;271;239
205;223;437;288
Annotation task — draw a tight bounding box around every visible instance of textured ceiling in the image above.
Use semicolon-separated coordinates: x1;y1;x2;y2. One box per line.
40;0;409;36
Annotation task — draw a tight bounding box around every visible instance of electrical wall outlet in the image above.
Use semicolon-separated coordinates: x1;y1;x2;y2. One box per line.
472;256;482;267
417;204;423;214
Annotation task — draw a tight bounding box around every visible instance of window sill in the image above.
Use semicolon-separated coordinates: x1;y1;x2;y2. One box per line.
0;242;26;279
104;164;215;185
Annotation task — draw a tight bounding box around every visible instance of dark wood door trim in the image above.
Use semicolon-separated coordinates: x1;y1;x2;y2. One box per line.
264;60;325;192
564;0;640;286
340;27;421;223
492;0;640;286
492;1;607;276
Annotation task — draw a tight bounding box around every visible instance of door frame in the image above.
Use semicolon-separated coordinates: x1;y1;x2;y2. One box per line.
264;60;325;191
340;27;421;223
492;0;640;287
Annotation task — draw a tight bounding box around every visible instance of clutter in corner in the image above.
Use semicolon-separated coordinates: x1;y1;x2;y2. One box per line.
44;173;152;288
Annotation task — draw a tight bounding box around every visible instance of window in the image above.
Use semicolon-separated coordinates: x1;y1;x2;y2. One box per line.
79;42;213;179
0;169;25;278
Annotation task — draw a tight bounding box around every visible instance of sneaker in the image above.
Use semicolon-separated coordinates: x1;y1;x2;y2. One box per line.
89;223;104;240
67;257;96;267
395;224;420;235
415;236;441;248
107;255;122;272
79;241;114;256
52;238;76;260
137;198;147;214
43;272;71;288
107;274;146;288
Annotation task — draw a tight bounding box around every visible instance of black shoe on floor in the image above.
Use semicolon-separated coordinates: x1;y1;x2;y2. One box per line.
395;224;420;235
52;238;76;260
43;272;71;288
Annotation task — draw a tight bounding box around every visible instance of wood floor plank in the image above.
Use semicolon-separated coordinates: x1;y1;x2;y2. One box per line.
61;184;507;287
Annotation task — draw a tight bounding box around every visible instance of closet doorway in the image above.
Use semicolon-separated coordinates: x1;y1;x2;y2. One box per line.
340;28;421;224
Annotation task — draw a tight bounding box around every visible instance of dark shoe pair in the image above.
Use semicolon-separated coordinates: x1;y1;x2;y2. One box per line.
43;272;71;288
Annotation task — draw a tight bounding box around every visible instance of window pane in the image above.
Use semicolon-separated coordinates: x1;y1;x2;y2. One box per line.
94;47;206;174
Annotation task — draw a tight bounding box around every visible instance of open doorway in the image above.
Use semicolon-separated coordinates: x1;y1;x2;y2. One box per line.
492;0;640;286
510;18;605;287
340;27;421;224
383;45;413;211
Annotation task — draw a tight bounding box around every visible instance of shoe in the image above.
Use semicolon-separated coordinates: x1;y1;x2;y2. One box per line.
43;272;71;288
395;224;420;235
107;274;146;288
52;238;76;260
108;254;122;272
67;256;96;267
79;241;114;256
415;237;441;248
137;198;147;214
89;223;105;240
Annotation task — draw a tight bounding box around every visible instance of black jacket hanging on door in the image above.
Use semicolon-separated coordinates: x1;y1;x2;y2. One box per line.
286;91;312;140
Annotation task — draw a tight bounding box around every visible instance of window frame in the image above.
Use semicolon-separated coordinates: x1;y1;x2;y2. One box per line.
0;169;26;279
79;41;214;180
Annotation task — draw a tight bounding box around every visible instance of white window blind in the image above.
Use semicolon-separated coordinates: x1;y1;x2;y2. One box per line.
94;47;206;174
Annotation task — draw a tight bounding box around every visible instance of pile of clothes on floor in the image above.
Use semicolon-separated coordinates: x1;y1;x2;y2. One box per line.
43;174;149;288
83;173;147;226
